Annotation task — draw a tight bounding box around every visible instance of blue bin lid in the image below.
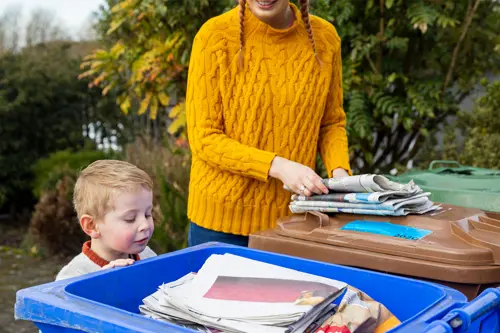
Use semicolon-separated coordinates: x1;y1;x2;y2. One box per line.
422;287;500;333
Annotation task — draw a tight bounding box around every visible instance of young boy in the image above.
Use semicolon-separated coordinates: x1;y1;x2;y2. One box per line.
56;160;157;280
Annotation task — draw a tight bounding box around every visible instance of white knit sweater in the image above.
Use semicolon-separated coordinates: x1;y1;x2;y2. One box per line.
56;246;157;281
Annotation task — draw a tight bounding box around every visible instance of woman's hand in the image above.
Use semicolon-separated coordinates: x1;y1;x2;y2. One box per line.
269;157;329;196
332;168;349;178
102;258;134;270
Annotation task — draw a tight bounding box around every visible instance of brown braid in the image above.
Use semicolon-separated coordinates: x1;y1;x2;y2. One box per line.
238;0;246;68
299;0;321;64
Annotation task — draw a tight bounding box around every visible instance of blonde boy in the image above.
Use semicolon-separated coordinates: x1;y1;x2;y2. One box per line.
56;160;157;280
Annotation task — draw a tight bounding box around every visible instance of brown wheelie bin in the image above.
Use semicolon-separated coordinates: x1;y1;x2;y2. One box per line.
249;204;500;300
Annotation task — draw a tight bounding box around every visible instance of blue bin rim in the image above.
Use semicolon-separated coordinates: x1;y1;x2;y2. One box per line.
15;242;467;333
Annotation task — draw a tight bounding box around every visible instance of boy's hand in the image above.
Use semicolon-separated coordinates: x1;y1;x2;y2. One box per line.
102;258;134;270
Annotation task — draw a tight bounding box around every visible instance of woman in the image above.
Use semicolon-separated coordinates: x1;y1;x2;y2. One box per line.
186;0;351;247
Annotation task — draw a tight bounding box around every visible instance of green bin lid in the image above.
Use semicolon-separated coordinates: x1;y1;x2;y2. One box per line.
388;160;500;212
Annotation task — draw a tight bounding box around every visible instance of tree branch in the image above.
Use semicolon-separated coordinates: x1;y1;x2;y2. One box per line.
406;136;424;163
377;0;385;73
372;125;402;169
389;125;407;162
361;138;373;156
372;136;390;170
365;54;380;75
371;127;389;166
395;130;420;163
457;90;472;104
373;129;386;150
442;0;481;97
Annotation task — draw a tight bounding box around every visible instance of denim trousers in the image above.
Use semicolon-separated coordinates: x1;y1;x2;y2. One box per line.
187;221;249;247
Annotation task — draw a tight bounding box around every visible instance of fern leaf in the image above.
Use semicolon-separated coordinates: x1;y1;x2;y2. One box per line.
346;91;372;139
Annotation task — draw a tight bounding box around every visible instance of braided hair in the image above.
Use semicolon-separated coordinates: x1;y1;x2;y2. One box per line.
238;0;320;67
238;0;246;67
298;0;321;63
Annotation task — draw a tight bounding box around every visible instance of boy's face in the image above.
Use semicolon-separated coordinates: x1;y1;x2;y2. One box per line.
98;187;154;255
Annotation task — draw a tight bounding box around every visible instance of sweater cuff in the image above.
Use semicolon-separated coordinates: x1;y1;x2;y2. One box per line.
324;141;351;178
245;150;277;182
330;167;353;178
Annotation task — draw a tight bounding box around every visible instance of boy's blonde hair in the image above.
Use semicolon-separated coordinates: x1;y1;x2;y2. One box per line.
73;160;153;219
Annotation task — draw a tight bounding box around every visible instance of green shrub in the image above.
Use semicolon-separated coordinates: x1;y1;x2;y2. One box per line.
124;137;190;254
33;149;113;198
28;149;115;256
456;81;500;169
29;174;87;257
418;81;500;170
154;173;189;252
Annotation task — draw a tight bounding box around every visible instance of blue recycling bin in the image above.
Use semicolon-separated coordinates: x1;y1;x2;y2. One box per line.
15;242;469;333
423;288;500;333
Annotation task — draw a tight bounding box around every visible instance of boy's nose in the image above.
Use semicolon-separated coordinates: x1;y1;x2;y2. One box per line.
138;216;151;231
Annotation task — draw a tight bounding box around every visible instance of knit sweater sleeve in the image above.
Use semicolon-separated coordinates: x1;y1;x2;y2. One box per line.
318;38;352;178
186;26;276;182
55;254;100;281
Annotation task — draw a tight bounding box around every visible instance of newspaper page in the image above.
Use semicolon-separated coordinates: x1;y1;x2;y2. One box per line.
285;175;421;194
322;175;421;193
141;254;347;333
291;190;421;203
176;254;347;323
141;274;229;332
147;275;289;333
290;193;435;213
290;193;431;211
285;174;442;216
140;254;400;333
289;201;440;216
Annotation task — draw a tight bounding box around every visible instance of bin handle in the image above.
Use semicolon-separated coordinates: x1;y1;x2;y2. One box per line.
423;288;500;333
305;211;330;227
429;160;462;170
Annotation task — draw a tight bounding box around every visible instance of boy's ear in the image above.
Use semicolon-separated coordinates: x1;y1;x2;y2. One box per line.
80;214;100;238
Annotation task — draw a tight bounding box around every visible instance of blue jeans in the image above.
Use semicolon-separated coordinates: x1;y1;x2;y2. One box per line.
188;222;249;247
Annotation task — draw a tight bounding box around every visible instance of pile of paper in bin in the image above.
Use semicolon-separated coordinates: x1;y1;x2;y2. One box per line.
140;254;347;333
288;174;442;216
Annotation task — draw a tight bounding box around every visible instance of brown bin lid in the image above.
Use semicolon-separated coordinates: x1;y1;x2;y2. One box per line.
275;204;500;266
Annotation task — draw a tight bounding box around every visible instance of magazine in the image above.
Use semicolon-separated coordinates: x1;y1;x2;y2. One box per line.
316;286;401;333
140;254;400;333
141;254;348;333
174;254;347;323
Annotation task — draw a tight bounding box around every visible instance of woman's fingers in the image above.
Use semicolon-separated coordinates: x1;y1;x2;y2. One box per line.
305;172;329;194
303;176;322;195
296;173;328;196
312;175;329;194
274;159;330;196
293;183;311;197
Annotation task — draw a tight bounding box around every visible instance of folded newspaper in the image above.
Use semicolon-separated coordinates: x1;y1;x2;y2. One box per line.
287;174;441;216
139;254;399;333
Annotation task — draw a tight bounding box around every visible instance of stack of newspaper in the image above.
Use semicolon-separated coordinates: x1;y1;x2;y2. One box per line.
140;253;347;333
288;174;442;216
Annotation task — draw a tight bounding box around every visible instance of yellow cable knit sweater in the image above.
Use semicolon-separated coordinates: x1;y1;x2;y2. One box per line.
186;3;351;236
